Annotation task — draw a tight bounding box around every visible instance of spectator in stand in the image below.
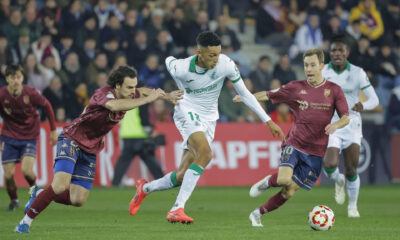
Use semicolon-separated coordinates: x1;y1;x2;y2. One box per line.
182;0;207;22
113;0;128;22
1;8;29;49
42;76;81;120
156;0;177;21
344;19;363;51
167;7;188;50
218;80;247;122
24;53;47;92
76;13;99;48
349;0;384;46
273;55;296;85
255;0;292;55
61;0;86;33
136;3;151;28
150;30;176;64
289;12;323;62
31;29;61;72
94;0;111;29
285;0;307;36
375;41;400;108
322;15;343;49
249;55;273;92
149;99;173;124
55;107;66;122
127;30;150;70
144;8;166;45
100;13;127;48
0;32;15;66
113;53;127;70
102;35;122;69
24;6;43;43
187;10;210;46
349;35;378;87
243;77;265;123
37;54;58;86
42;12;60;43
123;9;139;46
138;54;163;89
270;103;294;124
39;0;62;23
381;0;400;46
85;52;109;85
56;31;78;64
58;51;85;89
78;36;97;69
0;0;11;23
12;28;32;64
308;0;330;30
387;86;400;132
88;71;108;96
265;78;281;114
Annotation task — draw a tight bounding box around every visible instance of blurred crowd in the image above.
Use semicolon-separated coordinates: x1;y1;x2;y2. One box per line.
0;0;399;132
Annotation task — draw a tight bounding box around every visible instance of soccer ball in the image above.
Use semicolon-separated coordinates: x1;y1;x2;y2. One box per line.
308;205;335;231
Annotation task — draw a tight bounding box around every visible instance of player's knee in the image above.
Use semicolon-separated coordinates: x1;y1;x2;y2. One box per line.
281;188;296;199
198;146;212;160
323;160;337;170
52;183;69;195
176;170;185;183
4;171;14;180
345;169;357;179
21;166;33;177
277;176;291;186
71;198;86;207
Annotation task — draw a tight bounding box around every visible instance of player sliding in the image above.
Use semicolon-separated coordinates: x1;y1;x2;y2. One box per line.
129;31;285;224
322;35;379;218
234;48;350;227
15;66;184;233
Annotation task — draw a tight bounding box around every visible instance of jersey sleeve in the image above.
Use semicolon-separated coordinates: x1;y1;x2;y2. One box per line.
358;69;372;90
225;57;241;83
93;90;116;108
30;88;48;107
165;56;179;80
266;82;294;104
334;85;349;117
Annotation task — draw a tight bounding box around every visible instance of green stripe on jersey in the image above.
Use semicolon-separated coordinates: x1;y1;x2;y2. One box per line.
361;84;371;90
231;77;241;83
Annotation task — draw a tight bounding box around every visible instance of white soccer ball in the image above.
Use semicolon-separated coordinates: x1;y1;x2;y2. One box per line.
308;205;335;231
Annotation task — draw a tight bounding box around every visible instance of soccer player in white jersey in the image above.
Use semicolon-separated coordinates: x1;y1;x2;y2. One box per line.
129;31;285;224
322;35;379;218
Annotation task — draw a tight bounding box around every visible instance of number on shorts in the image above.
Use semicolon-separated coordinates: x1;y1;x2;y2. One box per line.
282;146;294;162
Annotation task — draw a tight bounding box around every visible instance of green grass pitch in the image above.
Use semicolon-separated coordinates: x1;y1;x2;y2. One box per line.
1;185;399;240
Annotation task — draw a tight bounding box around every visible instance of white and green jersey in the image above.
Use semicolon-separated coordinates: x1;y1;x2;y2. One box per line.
165;54;241;121
322;61;372;121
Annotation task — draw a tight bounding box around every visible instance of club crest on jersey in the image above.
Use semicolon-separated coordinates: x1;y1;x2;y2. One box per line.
300;90;307;95
23;95;30;104
324;89;331;98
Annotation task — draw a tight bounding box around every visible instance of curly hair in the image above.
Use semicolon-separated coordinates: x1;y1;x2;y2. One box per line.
196;31;221;48
107;66;137;88
5;64;24;77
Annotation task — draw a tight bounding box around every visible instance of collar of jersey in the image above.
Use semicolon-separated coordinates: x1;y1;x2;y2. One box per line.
189;55;209;75
328;61;350;74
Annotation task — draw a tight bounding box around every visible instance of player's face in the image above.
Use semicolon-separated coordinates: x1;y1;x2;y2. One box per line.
198;45;221;69
330;42;349;67
116;77;137;99
304;54;324;85
6;70;24;93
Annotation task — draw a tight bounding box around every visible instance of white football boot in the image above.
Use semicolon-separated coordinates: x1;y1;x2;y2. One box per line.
250;175;271;198
334;174;346;205
249;210;263;227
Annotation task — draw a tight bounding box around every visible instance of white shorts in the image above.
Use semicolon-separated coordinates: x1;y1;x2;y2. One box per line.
173;107;217;150
327;117;362;150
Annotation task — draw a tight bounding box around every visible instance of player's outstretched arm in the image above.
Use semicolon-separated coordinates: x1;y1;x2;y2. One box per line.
233;91;269;103
138;87;184;105
325;115;349;135
105;89;166;112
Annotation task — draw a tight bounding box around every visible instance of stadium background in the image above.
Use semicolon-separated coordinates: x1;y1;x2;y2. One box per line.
0;0;399;186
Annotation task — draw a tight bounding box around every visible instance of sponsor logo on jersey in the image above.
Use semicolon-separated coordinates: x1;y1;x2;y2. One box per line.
297;100;309;110
300;90;307;94
23;95;30;104
185;83;218;94
324;89;331;98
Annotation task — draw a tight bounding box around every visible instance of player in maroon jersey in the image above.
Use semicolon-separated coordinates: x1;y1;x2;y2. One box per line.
0;64;57;211
234;48;350;227
15;66;184;233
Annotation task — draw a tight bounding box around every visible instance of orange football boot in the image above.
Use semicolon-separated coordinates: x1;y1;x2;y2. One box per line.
129;179;148;215
166;208;194;224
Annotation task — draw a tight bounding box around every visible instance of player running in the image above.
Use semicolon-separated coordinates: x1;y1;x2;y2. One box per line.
15;66;183;233
322;36;379;218
0;64;57;211
234;48;350;227
129;31;285;224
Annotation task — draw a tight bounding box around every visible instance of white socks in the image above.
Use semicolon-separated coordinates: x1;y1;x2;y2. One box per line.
324;167;344;185
347;175;360;209
143;171;179;194
21;215;33;226
171;164;203;211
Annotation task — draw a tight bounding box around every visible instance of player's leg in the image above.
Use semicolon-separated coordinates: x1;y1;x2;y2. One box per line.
21;156;36;187
323;135;346;204
3;163;19;211
250;146;296;197
343;143;361;217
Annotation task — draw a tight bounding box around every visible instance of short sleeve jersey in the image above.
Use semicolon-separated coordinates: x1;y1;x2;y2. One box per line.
267;80;349;157
322;61;372;121
0;86;49;140
165;54;241;121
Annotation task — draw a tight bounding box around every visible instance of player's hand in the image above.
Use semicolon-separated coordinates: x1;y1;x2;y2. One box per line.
325;123;337;135
166;90;184;104
233;95;242;103
147;88;166;102
49;130;58;145
351;102;364;112
267;120;285;142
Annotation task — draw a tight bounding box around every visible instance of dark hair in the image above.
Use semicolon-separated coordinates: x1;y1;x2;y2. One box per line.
196;31;221;47
259;55;270;62
107;66;137;88
5;64;24;77
330;34;349;48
